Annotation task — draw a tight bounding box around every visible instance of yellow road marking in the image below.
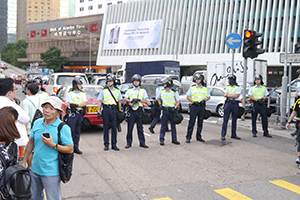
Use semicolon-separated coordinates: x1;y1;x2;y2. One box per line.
270;179;300;194
214;188;253;200
152;197;172;200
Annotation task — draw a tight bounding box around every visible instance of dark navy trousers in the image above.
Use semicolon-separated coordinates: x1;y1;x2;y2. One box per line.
150;105;161;128
126;109;146;146
67;113;83;149
186;104;205;140
221;101;238;137
160;110;177;142
102;107;118;147
251;104;268;135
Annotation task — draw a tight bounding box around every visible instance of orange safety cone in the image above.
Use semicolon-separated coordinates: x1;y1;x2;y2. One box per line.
19;146;25;158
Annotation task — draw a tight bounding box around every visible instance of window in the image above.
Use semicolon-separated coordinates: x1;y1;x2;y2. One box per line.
80;7;84;11
88;6;93;10
117;1;122;4
98;4;102;9
80;0;84;2
107;3;112;5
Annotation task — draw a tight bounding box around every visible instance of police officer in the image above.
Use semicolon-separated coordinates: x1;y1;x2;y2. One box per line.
221;75;241;141
0;71;5;79
248;75;272;138
186;72;210;143
291;69;300;136
157;77;181;145
66;76;87;154
97;73;122;151
33;77;48;102
124;74;149;149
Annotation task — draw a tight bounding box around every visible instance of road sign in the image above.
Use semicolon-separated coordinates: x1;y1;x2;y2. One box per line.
226;33;242;49
280;53;300;63
35;62;39;68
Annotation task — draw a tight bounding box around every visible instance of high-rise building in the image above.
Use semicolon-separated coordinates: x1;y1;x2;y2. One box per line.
0;0;8;52
69;0;76;18
60;0;69;19
7;0;17;43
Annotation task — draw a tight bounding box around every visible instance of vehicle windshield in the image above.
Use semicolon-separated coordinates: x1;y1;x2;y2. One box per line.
97;79;107;87
117;71;123;78
28;73;43;80
83;86;102;99
56;75;88;85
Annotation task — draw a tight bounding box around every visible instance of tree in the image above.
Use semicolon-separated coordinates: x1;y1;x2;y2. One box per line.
0;39;27;68
40;46;67;72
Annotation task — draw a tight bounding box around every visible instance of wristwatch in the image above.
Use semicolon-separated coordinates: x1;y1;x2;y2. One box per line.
53;144;58;150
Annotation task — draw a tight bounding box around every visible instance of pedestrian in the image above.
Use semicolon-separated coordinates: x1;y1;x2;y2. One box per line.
0;70;5;79
286;99;300;169
123;74;149;149
0;106;19;122
0;110;21;180
186;72;210;143
148;82;170;134
21;96;73;200
221;75;242;141
97;73;122;151
66;76;87;154
248;75;272;138
33;77;48;102
0;78;30;158
291;69;300;136
157;77;181;145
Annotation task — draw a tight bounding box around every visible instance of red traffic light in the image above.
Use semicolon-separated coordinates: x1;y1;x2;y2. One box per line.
245;31;253;38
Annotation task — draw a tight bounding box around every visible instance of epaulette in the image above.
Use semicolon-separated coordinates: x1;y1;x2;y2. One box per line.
171;88;176;92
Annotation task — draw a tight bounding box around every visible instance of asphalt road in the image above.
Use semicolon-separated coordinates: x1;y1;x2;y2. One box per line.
15;85;300;200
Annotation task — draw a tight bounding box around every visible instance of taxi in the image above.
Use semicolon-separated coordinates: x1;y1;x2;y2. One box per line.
57;85;103;130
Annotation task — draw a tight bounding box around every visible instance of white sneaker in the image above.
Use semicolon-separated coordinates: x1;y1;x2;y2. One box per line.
296;157;300;164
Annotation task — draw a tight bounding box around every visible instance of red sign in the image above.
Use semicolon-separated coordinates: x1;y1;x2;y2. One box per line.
30;31;36;38
90;24;98;33
268;71;273;75
41;29;47;37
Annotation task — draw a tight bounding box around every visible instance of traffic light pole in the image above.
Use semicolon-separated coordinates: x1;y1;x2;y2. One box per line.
241;57;247;121
231;49;234;75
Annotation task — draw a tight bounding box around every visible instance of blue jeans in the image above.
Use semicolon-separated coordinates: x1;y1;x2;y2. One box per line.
30;171;61;200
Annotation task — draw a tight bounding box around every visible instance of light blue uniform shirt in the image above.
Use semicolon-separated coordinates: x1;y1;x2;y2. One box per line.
157;89;181;107
226;85;242;101
97;87;122;101
30;117;73;176
186;84;211;97
248;85;269;96
124;87;148;99
156;86;164;99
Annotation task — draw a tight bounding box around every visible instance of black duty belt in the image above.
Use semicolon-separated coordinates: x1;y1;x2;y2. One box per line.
226;99;239;103
163;107;175;111
103;104;117;109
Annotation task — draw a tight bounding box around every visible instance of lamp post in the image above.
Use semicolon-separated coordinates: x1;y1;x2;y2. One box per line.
89;32;91;72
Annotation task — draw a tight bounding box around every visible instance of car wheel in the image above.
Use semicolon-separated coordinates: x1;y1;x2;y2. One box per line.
216;104;224;117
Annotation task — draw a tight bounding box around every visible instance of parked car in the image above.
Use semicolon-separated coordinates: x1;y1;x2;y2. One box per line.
86;73;106;83
56;85;103;130
90;76;107;87
46;73;88;95
0;63;8;70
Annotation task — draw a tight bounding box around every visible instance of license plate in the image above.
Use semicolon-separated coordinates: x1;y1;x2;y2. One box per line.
88;106;98;113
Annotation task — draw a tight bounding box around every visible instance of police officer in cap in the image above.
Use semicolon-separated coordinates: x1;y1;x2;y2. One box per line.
186;72;210;143
221;74;242;141
291;69;300;136
66;76;87;154
157;77;181;145
248;74;272;138
97;73;122;151
124;74;149;149
33;77;48;102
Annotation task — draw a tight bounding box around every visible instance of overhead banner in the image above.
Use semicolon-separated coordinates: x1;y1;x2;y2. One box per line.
103;19;162;50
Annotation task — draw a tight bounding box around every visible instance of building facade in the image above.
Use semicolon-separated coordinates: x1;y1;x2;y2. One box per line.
97;0;300;69
0;0;8;52
7;0;17;43
19;14;103;70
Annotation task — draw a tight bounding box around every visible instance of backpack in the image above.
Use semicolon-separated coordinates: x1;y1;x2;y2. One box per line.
28;99;43;129
0;143;31;200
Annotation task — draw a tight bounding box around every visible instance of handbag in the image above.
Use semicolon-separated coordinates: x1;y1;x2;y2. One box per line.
57;122;74;183
142;111;152;124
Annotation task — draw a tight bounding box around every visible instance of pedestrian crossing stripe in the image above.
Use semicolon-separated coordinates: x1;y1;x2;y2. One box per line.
214;188;253;200
152;198;171;200
270;179;300;194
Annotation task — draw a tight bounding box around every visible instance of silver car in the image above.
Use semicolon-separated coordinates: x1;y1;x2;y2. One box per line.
180;86;226;117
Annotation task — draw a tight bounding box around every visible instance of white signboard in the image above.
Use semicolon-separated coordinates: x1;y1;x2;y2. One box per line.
280;53;300;63
103;20;162;50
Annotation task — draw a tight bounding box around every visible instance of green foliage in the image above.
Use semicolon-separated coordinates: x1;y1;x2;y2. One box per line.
40;46;67;72
0;39;27;68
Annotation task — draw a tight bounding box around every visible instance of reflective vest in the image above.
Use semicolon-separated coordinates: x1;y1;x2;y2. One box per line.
128;88;145;107
227;85;240;100
0;74;5;78
251;85;266;99
190;85;207;101
161;89;175;107
35;91;48;102
69;91;86;110
103;88;120;105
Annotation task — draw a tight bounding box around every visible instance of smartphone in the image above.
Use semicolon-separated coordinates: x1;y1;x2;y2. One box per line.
43;132;50;138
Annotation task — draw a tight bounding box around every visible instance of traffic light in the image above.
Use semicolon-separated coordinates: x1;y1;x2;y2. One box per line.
242;30;265;59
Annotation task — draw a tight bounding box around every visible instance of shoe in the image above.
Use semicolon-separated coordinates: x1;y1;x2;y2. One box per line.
263;134;272;138
125;144;131;149
252;134;257;138
160;141;165;146
172;140;180;145
291;132;297;136
104;146;109;151
186;139;191;143
140;144;149;148
296;157;300;164
112;146;120;151
148;126;155;134
221;136;226;141
231;135;241;140
197;138;205;142
166;129;171;132
74;148;83;154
